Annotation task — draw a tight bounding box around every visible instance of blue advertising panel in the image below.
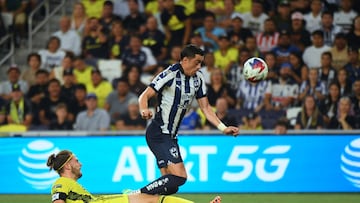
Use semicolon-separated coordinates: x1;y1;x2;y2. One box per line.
0;135;360;194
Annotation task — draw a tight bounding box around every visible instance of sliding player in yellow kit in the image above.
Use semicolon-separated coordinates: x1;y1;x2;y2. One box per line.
47;150;221;203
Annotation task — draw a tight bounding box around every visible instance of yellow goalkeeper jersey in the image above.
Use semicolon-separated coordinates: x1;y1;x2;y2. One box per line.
51;177;128;203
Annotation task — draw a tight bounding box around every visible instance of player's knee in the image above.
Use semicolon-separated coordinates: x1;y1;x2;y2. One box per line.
172;175;187;186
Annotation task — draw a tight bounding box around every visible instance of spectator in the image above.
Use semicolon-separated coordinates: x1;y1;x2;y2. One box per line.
288;52;308;85
204;0;224;16
242;0;269;35
82;0;104;18
60;69;76;101
263;52;279;83
0;0;28;46
227;48;251;91
244;35;262;58
343;46;360;84
68;84;87;118
236;77;272;112
144;0;165;33
195;12;226;51
298;69;327;102
189;0;212;31
319;82;341;127
122;65;147;97
217;0;242;29
38;79;72;128
256;18;279;54
201;52;218;85
142;15;167;62
350;79;360;124
334;0;358;34
320;11;342;46
21;53;42;86
52;16;82;56
289;11;311;53
226;13;253;49
0;97;6;125
164;45;182;67
274;117;289;134
26;69;49;126
266;62;299;111
214;34;238;73
203;97;237;130
73;57;94;86
50;54;74;85
82;17;109;60
49;103;73;130
271;30;301;65
335;68;353;97
99;0;122;35
318;51;336;88
114;98;147;130
108;20;129;59
206;68;236;109
239;112;263;130
104;77;137;124
74;93;110;131
330;33;349;71
346;15;360;47
189;31;212;54
273;0;291;31
160;0;191;47
328;96;357;129
176;0;196;16
121;34;157;77
0;65;28;100
294;95;324;130
113;0;145;19
5;84;32;128
303;0;322;33
86;69;113;108
38;36;66;71
71;2;87;36
302;30;331;69
122;0;147;34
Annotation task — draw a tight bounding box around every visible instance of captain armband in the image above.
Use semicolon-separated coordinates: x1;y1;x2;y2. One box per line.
52;192;67;202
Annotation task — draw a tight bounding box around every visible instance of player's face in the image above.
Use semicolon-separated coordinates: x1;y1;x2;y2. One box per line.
69;156;82;180
183;54;204;76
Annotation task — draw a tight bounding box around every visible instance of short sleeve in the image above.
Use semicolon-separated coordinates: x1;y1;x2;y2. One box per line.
149;68;175;92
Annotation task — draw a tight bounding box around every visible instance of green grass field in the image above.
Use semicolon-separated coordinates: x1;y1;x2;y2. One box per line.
1;193;360;203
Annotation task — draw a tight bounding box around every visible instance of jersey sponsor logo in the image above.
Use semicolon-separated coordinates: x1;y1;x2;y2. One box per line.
340;138;360;188
18;140;59;190
53;184;62;189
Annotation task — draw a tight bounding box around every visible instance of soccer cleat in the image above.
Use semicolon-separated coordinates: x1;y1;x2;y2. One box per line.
210;196;221;203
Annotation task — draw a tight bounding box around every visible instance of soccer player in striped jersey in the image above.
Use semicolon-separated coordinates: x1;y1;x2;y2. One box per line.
48;150;222;203
137;44;239;195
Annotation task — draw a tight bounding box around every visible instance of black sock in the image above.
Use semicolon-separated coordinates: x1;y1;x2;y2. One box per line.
140;174;186;195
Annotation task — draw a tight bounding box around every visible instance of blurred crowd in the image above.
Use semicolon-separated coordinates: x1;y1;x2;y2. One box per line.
1;0;360;133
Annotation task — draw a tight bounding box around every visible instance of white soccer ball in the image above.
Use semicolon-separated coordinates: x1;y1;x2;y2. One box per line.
243;57;268;82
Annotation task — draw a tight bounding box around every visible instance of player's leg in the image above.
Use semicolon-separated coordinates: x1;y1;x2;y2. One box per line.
140;124;187;195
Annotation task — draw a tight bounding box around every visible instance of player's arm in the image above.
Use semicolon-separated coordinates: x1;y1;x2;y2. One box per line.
197;97;239;136
139;87;156;119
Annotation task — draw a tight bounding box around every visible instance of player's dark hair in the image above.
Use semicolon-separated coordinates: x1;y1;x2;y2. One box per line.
180;44;204;60
47;150;73;174
48;78;61;86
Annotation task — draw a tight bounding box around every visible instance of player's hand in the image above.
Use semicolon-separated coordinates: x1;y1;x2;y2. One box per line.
141;109;153;120
224;126;239;136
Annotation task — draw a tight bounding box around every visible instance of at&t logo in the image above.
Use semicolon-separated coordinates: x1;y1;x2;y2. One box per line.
340;138;360;188
18;140;59;190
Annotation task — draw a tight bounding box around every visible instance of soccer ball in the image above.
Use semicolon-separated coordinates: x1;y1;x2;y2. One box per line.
243;57;268;82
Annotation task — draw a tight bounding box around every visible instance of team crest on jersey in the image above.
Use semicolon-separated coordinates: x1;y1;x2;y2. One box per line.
169;147;179;158
193;77;200;88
